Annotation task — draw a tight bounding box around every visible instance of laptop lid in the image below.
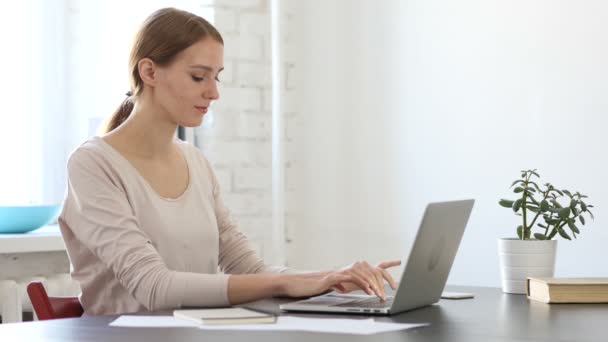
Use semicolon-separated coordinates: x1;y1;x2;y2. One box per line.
389;199;474;314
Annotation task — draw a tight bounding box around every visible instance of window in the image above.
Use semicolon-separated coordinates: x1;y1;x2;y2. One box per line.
0;1;213;206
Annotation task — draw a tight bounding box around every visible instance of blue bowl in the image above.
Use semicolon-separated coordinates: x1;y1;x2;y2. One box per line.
0;205;61;234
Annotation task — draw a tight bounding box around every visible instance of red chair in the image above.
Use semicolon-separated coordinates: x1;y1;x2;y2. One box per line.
26;282;83;320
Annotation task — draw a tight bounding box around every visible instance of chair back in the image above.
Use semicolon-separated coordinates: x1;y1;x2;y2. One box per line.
26;282;83;320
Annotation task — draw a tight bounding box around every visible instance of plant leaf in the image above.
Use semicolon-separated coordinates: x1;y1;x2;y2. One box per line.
580;215;586;225
511;180;524;187
570;199;577;210
526;187;536;193
567;220;580;234
528;181;541;190
528;206;540;213
534;233;546;240
581;202;587;211
563;190;572;197
547;230;557;239
558;208;571;219
517;225;523;239
513;199;522;212
514;187;524;193
499;199;514;208
540;200;549;212
557;227;571;240
552;199;563;208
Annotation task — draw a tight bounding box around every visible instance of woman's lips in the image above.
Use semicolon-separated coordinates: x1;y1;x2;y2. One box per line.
194;106;208;113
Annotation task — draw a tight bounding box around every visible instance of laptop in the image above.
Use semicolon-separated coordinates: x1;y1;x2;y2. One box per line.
280;199;474;315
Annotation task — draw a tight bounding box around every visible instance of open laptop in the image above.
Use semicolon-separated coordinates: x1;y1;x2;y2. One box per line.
280;199;474;315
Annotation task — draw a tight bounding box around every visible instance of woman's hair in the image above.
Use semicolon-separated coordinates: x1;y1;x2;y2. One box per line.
103;8;223;134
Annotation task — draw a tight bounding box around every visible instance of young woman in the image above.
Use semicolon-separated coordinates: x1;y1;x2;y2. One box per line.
59;7;400;315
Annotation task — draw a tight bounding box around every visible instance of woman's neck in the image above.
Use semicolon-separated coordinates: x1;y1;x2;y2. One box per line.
105;99;177;159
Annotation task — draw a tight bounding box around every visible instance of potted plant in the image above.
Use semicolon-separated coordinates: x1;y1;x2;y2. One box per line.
498;169;594;294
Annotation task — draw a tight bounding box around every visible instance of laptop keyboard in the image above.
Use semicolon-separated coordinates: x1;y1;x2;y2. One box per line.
334;297;394;309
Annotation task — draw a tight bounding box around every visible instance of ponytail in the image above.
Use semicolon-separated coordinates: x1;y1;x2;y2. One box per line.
103;94;134;134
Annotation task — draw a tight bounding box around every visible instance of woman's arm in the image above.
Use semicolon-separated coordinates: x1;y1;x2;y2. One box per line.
226;262;402;304
227;271;355;304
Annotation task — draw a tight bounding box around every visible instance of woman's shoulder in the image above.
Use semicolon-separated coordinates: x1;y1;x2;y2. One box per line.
66;137;124;176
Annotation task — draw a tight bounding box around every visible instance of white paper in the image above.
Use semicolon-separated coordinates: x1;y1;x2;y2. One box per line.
110;315;428;335
109;315;200;328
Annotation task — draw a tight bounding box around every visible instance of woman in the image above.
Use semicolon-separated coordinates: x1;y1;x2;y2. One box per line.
59;7;400;315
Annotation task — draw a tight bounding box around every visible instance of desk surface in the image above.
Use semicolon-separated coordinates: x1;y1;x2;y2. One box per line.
1;285;606;342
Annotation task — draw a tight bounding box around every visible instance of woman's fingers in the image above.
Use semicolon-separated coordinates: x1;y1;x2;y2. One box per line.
378;260;401;269
372;270;386;299
334;259;401;299
333;283;347;292
344;268;375;296
378;267;397;290
354;262;385;299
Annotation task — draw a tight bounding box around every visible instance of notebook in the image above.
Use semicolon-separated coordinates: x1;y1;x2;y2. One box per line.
173;308;276;325
527;277;608;303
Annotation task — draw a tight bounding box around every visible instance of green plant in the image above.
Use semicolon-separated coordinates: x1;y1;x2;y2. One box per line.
499;169;595;240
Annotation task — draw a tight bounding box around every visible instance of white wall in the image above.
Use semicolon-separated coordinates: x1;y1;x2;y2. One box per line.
196;0;283;264
285;0;608;286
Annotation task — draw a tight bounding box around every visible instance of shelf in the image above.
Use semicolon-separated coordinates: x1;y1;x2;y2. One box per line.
0;225;66;253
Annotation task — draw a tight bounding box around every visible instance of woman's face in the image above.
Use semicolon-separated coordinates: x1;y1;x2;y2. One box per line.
154;37;224;127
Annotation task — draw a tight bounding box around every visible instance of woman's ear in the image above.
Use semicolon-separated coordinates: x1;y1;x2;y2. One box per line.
138;58;157;87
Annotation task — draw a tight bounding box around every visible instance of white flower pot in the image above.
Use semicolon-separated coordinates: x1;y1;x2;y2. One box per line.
498;238;557;294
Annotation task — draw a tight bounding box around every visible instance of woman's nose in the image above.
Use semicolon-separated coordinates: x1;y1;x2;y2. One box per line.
205;82;220;100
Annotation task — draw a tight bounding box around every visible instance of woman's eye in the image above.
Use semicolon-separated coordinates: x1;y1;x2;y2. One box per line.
191;75;205;82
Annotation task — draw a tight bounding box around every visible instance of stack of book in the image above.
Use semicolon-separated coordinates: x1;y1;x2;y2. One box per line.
526;277;608;303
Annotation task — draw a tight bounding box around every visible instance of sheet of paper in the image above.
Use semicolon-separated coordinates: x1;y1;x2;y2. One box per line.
109;315;199;328
200;317;427;335
109;315;428;335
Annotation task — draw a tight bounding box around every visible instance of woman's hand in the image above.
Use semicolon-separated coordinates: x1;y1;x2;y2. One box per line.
278;272;355;298
333;260;402;300
278;260;401;300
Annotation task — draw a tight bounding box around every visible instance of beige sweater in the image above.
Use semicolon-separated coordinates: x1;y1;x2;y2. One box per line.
59;137;290;315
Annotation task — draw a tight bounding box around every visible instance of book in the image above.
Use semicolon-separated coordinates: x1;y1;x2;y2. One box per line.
526;277;608;303
173;308;276;325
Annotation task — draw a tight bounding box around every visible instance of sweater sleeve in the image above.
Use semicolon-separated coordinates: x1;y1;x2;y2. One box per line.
63;149;230;311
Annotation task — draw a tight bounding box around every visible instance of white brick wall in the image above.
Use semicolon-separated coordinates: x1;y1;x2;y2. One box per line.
195;0;285;261
216;86;263;111
223;33;263;60
281;0;302;262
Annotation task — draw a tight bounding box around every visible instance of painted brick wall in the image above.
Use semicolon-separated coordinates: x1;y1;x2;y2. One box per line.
196;0;283;260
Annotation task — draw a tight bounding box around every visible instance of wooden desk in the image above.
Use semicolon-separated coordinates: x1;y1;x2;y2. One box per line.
0;286;606;341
